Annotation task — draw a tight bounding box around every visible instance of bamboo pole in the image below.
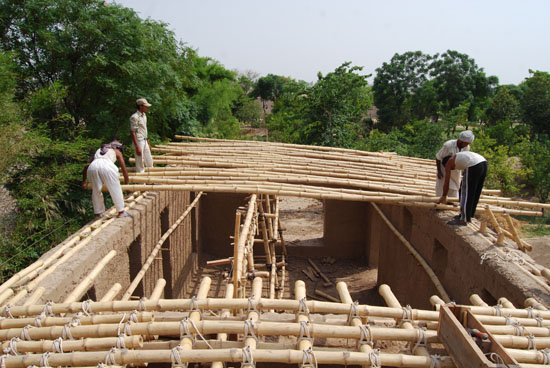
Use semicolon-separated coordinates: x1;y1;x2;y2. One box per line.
180;276;211;351
22;287;45;306
485;205;506;245
211;283;234;368
379;284;431;358
469;293;489;307
336;281;373;367
242;277;262;368
100;283;122;302
233;195;257;298
372;203;451;302
525;297;548;311
149;279;166;301
63;250;117;303
504;213;531;252
122;192;203;300
1;335;143;354
0;261;44;296
0;347;456;367
498;297;516;309
0;312;153;330
1;298;441;321
295;280;313;352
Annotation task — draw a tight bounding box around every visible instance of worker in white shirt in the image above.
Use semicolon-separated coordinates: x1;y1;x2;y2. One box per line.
438;151;488;226
435;130;474;198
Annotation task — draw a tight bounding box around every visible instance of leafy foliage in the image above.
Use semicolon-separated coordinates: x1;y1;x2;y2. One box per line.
521;70;550;135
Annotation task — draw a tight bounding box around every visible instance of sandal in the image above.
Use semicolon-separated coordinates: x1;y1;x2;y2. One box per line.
447;218;467;226
118;211;131;218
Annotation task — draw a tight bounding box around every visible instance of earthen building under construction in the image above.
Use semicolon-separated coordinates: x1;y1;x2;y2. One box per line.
1;136;550;367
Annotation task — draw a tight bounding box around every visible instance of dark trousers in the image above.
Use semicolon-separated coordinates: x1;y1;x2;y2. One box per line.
459;161;488;222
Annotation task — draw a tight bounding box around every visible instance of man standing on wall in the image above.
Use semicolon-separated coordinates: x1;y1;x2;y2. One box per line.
435;130;474;199
438;151;488;226
130;98;153;173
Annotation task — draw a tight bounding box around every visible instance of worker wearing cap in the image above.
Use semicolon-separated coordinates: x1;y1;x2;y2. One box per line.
130;98;153;173
435;130;474;198
438;151;488;225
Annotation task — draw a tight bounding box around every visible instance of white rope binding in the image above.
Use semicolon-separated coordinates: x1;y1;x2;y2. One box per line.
301;346;318;368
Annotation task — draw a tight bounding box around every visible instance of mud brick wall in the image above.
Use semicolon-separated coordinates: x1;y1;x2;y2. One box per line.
35;191;197;303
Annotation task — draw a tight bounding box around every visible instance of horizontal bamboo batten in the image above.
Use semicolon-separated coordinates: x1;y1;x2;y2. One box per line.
1;348;455;368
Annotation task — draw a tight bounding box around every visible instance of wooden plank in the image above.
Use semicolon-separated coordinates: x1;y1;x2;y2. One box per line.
437;305;493;368
465;310;520;366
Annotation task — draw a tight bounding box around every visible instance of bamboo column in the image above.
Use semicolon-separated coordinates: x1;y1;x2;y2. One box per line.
149;279;166;301
233;195;257;299
180;277;211;352
233;211;242;299
22;287;45;307
211;283;234;368
242;277;262;368
336;281;373;367
379;284;431;358
295;280;313;353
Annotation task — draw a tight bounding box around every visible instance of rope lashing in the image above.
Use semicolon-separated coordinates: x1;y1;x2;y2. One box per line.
298;320;313;344
39;352;50;368
485;352;506;365
527;306;536;319
128;310;139;324
187;318;214;350
189;295;202;318
62;322;74;340
480;252;497;265
116;333;127;349
247;295;260;316
539;349;550;365
104;347;118;366
81;299;93;316
493;304;503;317
297;297;310;318
51;337;63;354
1;305;13;319
528;333;537;350
5;337;20;355
20;324;33;341
0;354;6;368
301;346;318;368
137;297;147;312
179;318;195;343
399;305;413;327
244;318;258;343
430;354;442;368
368;349;381;368
347;300;361;324
241;345;255;368
358;324;374;348
537;316;545;327
170;345;188;368
411;327;428;354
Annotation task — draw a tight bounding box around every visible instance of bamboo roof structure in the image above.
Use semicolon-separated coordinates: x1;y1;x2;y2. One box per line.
120;135;547;217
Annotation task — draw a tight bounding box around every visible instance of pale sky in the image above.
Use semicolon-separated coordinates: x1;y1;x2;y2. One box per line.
115;0;549;85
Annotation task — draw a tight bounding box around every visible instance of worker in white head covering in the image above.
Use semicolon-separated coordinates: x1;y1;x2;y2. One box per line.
82;141;130;219
435;130;475;199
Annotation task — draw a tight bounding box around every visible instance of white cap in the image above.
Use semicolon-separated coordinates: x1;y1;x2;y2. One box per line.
458;130;474;143
136;98;152;107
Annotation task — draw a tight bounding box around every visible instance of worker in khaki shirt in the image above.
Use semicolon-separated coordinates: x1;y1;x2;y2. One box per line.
130;98;153;173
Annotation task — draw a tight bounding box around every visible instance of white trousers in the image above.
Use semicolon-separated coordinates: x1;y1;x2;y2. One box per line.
87;159;124;214
133;139;153;173
435;169;460;198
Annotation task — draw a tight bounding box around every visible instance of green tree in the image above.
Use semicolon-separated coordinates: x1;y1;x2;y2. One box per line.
300;62;372;147
429;50;498;120
373;51;432;130
485;85;521;125
0;0;188;140
521;70;550;134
